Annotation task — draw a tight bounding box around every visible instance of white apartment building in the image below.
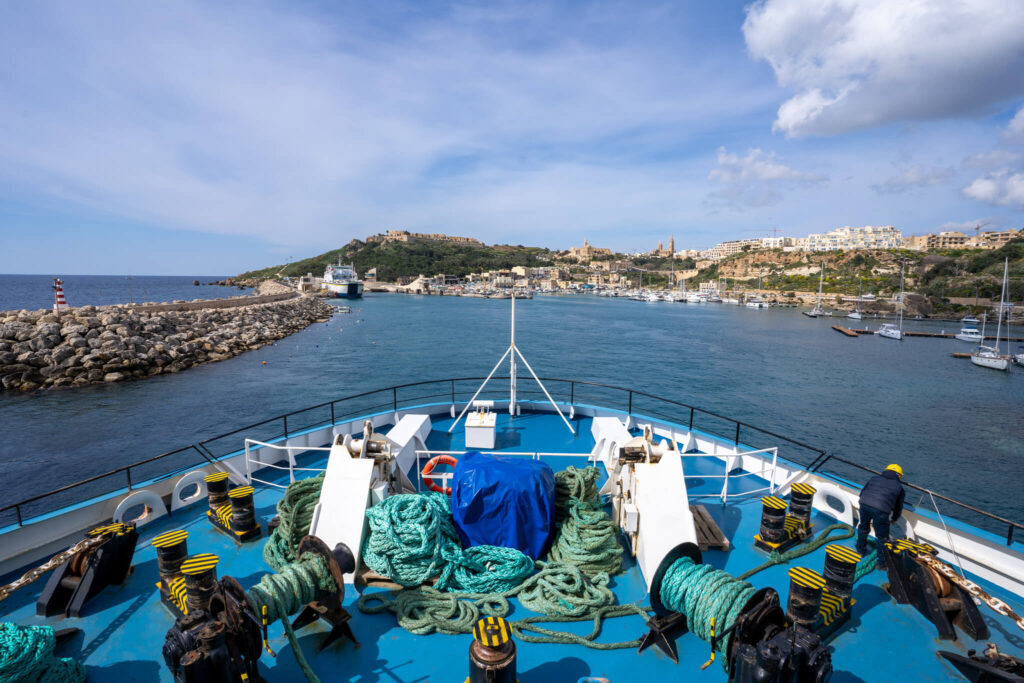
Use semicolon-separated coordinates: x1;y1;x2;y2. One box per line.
703;238;762;261
802;226;902;252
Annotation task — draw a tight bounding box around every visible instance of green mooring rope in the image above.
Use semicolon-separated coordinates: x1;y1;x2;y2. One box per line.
0;622;85;683
264;474;325;571
248;552;336;683
546;467;623;575
356;467;646;649
361;492;535;593
660;522;879;672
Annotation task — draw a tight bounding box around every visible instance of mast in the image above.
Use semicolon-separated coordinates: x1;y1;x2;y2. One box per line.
509;292;517;415
995;257;1008;354
897;260;905;333
857;277;862;313
816;262;824;309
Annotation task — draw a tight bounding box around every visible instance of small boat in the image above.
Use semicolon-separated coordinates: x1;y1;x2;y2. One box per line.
876;323;902;340
971;258;1011;371
954;326;983;343
877;260;905;340
804;262;827;317
847;277;864;320
1014;346;1024;366
746;296;766;309
961;315;981;325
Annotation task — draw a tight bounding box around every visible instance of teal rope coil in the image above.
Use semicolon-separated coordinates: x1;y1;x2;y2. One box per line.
263;474;325;571
0;622;85;683
660;557;755;670
247;552;337;683
361;492;534;593
546;467;622;576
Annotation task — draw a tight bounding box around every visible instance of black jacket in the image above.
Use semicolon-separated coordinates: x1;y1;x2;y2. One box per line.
859;470;905;521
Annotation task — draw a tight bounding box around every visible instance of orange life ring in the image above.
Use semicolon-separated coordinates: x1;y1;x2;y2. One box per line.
422;455;458;494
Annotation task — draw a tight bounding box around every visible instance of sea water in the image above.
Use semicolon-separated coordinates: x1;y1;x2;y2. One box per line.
0;274;247;312
1;293;1022;532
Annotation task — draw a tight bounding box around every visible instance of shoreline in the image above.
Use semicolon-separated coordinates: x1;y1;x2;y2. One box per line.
0;291;333;393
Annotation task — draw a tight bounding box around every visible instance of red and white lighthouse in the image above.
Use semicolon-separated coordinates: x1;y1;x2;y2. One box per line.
53;277;68;312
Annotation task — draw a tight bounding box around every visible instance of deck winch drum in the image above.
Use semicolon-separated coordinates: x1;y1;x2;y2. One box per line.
181;553;220;614
204;472;230;514
759;496;788;543
786;567;825;629
822;545;860;601
788;483;816;525
153;530;189;584
228;486;257;534
469;616;516;683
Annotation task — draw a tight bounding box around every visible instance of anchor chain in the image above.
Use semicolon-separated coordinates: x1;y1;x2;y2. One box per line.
916;554;1024;632
0;536;104;601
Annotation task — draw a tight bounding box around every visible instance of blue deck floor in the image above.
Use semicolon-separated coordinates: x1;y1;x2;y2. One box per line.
2;411;1023;682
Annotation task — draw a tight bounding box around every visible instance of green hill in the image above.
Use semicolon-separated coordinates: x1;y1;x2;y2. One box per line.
237;239;554;282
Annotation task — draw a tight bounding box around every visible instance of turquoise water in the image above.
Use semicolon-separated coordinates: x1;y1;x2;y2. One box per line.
1;294;1022;528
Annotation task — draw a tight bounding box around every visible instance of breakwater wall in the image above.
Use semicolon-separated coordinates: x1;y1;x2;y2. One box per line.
0;293;332;392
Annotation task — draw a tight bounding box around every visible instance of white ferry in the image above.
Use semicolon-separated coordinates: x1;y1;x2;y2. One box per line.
322;262;364;299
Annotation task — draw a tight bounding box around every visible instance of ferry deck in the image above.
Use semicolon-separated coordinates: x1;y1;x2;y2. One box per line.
1;383;1023;683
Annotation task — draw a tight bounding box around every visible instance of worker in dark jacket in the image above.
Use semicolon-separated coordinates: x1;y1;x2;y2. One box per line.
856;464;905;567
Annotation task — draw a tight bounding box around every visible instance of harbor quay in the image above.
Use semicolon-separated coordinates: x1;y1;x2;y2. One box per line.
0;290;332;392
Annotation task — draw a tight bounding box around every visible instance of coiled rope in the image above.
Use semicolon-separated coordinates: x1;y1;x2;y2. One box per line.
546;467;623;575
356;469;645;649
0;622;85;683
659;523;879;672
248;551;336;683
264;474;324;571
361;492;534;593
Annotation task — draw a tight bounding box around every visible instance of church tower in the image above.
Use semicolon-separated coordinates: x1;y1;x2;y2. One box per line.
669;234;675;254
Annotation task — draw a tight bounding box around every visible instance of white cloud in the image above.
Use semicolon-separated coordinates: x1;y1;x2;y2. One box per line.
962;172;1024;207
939;218;995;232
872;165;953;194
707;147;824;208
743;0;1024;136
1006;106;1024;144
0;2;778;250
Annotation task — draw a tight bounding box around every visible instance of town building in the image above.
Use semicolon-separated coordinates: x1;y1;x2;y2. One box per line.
801;226;902;252
702;239;762;261
566;238;613;262
651;235;676;257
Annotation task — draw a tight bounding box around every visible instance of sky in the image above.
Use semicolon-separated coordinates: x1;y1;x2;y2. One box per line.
1;0;1024;275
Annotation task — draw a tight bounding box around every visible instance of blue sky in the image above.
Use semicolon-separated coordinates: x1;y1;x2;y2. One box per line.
1;0;1024;275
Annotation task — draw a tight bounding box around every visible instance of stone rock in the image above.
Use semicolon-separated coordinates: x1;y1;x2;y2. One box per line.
103;372;126;382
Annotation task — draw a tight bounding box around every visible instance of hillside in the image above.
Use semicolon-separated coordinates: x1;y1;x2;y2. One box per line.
237;240;554;282
696;239;1024;304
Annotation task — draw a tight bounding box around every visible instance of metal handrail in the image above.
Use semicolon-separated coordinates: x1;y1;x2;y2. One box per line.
1;376;1020;545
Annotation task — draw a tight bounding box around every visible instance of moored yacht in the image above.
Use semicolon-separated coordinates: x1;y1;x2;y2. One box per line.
954;326;983;343
971;258;1011;372
876;260;906;340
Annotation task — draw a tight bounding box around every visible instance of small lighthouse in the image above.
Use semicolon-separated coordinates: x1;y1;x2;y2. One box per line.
53;277;68;313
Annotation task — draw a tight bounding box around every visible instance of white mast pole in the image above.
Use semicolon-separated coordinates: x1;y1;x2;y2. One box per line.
509;293;517;416
448;346;512;433
995;257;1007;354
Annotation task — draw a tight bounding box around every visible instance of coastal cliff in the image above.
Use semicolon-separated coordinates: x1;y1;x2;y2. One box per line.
0;289;332;392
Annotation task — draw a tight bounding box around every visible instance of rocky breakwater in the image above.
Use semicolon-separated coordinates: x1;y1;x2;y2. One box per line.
0;293;332;392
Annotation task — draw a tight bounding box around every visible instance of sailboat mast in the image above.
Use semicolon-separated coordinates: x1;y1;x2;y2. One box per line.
897;260;905;331
995;258;1007;355
816;263;824;308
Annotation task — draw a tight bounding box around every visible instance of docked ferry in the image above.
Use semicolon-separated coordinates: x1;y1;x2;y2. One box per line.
0;303;1022;683
322;262;364;299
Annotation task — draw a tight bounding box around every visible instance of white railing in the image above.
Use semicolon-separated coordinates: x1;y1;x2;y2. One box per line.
413;449;595;492
244;439;330;489
682;446;780;504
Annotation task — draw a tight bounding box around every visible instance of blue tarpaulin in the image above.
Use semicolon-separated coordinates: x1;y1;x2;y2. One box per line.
450;452;555;560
